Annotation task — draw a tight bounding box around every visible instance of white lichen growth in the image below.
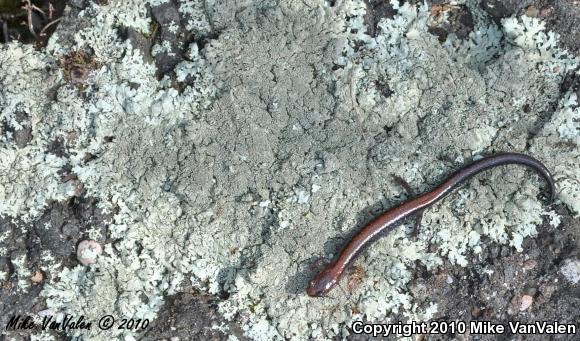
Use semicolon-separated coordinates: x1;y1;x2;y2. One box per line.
502;16;578;74
11;254;32;291
2;0;216;339
559;258;580;284
219;277;281;341
151;40;175;57
1;0;578;340
178;0;212;34
0;44;77;221
531;90;580;216
30;332;57;341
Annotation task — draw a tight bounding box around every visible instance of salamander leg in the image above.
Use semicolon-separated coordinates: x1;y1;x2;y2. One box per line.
391;174;423;241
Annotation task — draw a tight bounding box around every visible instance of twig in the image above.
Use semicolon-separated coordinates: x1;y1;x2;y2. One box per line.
39;17;62;37
21;0;36;37
21;0;47;37
48;3;55;20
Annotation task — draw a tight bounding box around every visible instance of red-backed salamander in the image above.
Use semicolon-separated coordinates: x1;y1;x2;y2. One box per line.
306;152;555;297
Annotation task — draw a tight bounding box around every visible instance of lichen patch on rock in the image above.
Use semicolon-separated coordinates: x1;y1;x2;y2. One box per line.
1;0;579;340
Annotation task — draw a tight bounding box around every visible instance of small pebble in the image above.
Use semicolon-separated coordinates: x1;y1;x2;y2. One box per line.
77;240;103;266
38;308;55;317
540;7;554;18
30;270;43;283
522;259;537;271
471;306;481;318
520;295;533;311
526;5;539;17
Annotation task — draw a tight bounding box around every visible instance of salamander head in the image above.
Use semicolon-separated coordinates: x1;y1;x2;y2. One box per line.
307;268;339;297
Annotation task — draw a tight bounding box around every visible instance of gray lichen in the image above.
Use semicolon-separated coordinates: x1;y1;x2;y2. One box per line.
0;0;579;340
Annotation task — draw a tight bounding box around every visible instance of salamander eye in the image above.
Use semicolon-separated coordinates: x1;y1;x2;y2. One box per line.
306;268;338;297
306;280;322;297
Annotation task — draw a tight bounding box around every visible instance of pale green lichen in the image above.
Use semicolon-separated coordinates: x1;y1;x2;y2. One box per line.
0;229;9;257
531;90;580;216
0;149;76;220
264;4;574;336
12;253;32;291
1;0;579;340
2;0;215;339
503;16;578;74
178;0;213;35
219;1;574;339
30;332;57;341
559;258;580;284
151;40;175;57
0;44;77;221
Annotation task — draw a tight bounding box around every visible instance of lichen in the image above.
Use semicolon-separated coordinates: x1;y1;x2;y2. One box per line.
1;0;578;340
531;90;580;216
177;0;213;35
12;253;32;291
2;0;215;339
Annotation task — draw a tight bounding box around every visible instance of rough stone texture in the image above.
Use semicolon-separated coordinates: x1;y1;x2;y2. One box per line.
0;197;110;340
0;1;579;340
144;286;248;340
